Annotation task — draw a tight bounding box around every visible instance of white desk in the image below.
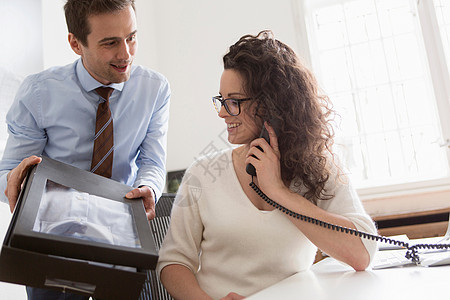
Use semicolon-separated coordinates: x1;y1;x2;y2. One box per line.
247;257;449;300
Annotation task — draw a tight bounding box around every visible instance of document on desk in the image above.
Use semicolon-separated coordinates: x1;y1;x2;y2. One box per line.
373;236;450;269
372;249;411;269
377;234;409;250
420;251;450;267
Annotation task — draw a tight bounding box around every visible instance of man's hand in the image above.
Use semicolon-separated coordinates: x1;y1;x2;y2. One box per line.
125;185;156;221
5;155;42;213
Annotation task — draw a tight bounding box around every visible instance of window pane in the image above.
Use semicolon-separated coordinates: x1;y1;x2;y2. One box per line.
308;0;448;188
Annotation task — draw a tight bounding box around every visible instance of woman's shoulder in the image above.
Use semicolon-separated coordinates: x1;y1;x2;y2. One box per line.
289;153;351;196
326;154;352;187
186;148;233;175
176;148;235;195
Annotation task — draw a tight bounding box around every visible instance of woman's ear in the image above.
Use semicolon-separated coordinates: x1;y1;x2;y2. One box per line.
68;33;83;56
255;105;270;124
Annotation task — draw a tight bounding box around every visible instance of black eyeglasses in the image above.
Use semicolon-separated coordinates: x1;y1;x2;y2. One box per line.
212;96;253;116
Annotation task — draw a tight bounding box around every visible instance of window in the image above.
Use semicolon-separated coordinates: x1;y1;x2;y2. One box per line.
301;0;450;194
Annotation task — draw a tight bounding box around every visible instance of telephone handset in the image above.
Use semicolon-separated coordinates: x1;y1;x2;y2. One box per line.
246;124;271;176
246;119;279;177
245;123;450;264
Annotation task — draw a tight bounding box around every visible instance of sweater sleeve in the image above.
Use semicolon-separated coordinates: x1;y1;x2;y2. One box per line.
317;171;378;264
157;165;204;275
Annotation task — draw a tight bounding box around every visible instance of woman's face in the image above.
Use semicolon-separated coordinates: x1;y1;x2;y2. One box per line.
218;69;260;145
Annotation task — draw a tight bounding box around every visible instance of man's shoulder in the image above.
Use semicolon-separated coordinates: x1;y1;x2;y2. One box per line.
130;65;169;85
23;61;76;86
16;62;77;100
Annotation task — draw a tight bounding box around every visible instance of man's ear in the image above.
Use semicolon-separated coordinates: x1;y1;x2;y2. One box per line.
68;33;83;55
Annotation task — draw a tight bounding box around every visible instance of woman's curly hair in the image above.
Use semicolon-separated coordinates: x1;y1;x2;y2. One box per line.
223;30;336;204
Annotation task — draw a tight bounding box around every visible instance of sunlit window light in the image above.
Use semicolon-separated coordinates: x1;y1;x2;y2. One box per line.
307;0;448;189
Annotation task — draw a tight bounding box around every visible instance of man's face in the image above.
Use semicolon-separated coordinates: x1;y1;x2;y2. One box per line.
69;5;137;85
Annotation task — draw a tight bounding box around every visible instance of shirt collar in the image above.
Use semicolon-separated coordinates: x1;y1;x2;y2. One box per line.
76;58;124;93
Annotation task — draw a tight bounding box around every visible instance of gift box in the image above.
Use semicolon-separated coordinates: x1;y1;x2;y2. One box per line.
0;156;158;299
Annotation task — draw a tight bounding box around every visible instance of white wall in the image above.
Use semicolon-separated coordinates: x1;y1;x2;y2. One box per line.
0;0;43;78
136;0;304;172
41;0;79;67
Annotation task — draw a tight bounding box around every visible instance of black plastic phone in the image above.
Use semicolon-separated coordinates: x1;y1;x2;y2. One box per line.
246;124;270;176
246;119;279;177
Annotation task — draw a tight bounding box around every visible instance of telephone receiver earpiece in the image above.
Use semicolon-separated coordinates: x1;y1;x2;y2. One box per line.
246;119;279;176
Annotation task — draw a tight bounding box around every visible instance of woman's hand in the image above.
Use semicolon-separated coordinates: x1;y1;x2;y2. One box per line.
245;122;287;199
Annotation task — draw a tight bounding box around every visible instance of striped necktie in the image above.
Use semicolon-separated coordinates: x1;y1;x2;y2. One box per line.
91;87;114;178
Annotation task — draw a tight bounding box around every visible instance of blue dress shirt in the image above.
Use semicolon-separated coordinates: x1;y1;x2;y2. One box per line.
0;58;170;203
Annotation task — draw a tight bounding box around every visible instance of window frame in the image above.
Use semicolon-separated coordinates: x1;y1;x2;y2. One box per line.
296;0;450;199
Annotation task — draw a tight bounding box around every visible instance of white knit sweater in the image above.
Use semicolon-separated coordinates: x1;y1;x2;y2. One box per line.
157;149;377;299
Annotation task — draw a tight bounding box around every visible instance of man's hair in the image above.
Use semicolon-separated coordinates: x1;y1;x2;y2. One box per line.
64;0;135;46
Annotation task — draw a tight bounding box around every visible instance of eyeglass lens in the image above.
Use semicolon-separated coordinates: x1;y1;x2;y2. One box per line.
213;97;239;116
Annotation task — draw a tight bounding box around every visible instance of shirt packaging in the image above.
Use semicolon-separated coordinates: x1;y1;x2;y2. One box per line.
0;156;158;299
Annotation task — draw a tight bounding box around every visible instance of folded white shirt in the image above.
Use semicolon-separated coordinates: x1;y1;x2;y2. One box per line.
33;180;141;248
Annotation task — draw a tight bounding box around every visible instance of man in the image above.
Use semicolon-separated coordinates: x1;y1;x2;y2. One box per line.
0;0;170;299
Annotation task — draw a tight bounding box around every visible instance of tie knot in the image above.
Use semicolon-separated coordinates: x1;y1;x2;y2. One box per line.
96;87;114;101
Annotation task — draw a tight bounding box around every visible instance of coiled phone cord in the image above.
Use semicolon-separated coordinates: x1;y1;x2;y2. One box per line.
249;178;450;265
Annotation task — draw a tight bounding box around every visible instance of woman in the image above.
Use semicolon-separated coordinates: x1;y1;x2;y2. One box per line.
157;30;377;300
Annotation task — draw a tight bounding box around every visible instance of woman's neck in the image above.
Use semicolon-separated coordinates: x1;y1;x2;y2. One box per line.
232;144;250;163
